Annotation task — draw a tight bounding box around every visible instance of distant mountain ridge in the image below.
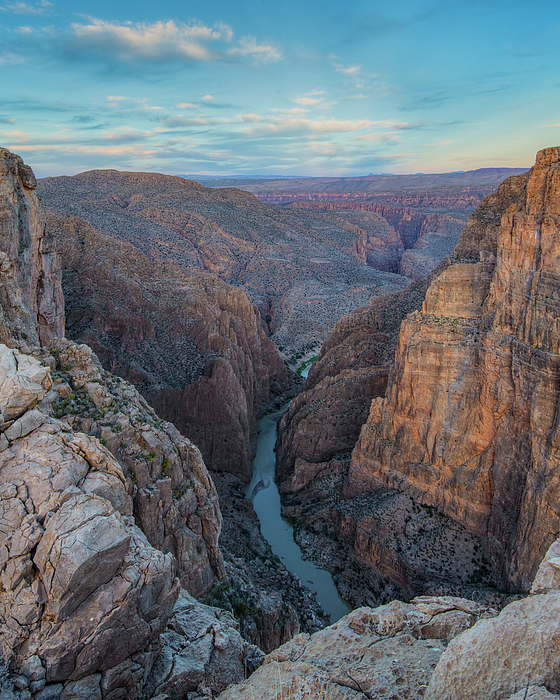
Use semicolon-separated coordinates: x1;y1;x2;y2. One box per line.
193;167;529;193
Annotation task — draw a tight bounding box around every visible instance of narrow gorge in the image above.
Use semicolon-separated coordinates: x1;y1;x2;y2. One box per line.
2;144;560;700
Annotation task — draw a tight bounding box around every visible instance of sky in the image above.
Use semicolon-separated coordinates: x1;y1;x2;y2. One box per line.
0;0;559;177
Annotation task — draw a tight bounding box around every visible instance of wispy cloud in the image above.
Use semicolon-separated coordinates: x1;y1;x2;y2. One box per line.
64;18;282;64
237;116;377;138
0;0;51;15
336;64;361;77
0;51;26;65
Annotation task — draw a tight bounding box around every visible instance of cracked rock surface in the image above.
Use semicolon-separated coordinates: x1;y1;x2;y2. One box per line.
217;596;497;699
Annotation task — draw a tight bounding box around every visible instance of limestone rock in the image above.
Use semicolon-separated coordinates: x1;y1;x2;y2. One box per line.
217;597;492;700
0;339;231;698
42;338;225;596
0;346;51;421
0;148;64;348
144;591;264;700
46;214;294;480
348;147;560;590
507;689;560;700
427;592;560;699
276;280;427;492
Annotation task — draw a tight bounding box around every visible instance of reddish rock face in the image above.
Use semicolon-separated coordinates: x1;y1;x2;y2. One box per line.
48;213;293;480
276;281;428;494
349;147;560;591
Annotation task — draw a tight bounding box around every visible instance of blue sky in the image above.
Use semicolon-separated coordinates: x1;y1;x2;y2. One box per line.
0;0;559;176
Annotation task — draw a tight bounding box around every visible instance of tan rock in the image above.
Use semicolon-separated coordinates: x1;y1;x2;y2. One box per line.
34;493;133;620
507;689;560;700
348;148;560;590
218;597;492;700
145;591;264;699
277;281;427;491
427;592;560;700
0;148;64;347
0;345;51;420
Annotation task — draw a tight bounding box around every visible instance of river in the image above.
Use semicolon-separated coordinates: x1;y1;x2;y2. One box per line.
244;391;351;623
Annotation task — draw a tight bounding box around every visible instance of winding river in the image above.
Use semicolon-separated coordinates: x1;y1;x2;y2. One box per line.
244;393;351;623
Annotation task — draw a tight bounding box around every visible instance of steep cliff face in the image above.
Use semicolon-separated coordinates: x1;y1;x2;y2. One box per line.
276;282;427;493
47;213;292;481
349;147;560;591
0;150;267;699
0;149;64;348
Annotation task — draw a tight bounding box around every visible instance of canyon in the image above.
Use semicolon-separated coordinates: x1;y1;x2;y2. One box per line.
2;142;560;700
277;147;560;611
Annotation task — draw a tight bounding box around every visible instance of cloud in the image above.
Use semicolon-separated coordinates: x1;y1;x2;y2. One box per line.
238;116;377;138
271;107;309;115
0;51;26;65
65;18;282;64
293;96;323;106
0;0;51;15
336;65;361;77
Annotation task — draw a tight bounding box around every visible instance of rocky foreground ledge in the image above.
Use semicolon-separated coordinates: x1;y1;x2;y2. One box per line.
218;538;560;699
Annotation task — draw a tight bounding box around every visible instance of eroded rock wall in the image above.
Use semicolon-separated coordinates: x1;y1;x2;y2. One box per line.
0;151;265;699
0;149;64;348
349;146;560;590
47;213;293;480
276;281;427;493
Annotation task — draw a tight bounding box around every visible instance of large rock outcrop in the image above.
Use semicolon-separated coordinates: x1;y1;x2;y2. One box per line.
0;148;64;348
218;533;560;700
348;146;560;591
217;595;497;700
0;149;267;699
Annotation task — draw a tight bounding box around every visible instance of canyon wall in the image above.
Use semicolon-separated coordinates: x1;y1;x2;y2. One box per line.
0;148;267;699
276;281;427;493
37;171;410;361
0;148;64;349
349;146;560;591
47;213;293;481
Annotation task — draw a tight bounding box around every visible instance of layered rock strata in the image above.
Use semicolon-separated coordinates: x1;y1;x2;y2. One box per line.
47;213;293;480
276;281;427;493
349;146;560;590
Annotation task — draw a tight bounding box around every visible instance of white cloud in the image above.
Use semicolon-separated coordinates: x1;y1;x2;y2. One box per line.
271;107;309;115
67;18;282;64
0;0;51;15
239;116;377;138
293;96;323;106
336;65;361;77
0;51;25;64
